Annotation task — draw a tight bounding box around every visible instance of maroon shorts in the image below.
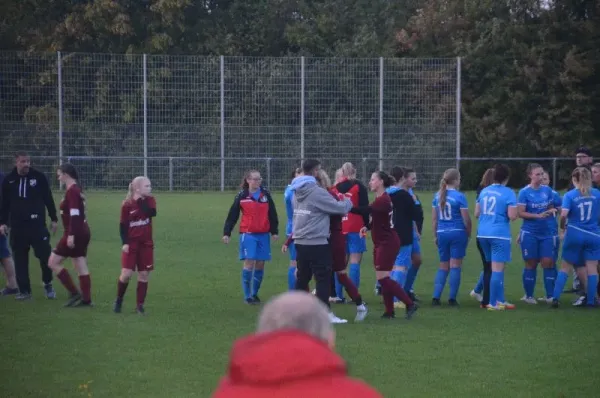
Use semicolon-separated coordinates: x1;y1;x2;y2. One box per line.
373;243;399;272
330;233;347;272
53;232;91;258
122;242;154;272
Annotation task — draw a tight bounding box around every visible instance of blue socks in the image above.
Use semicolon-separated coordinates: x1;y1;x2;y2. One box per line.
552;270;569;300
242;269;252;299
587;275;598;306
404;265;420;292
432;269;449;299
287;266;296;291
448;268;461;300
349;263;361;289
473;271;484;294
490;271;504;306
522;268;536;298
392;269;407;302
542;268;556;298
334;273;345;299
252;269;264;297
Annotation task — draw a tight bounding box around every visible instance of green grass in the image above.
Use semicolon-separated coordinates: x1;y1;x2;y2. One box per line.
2;191;600;398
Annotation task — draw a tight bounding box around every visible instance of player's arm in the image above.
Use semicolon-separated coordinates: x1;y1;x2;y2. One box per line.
516;190;543;219
119;203;129;245
139;196;157;218
414;198;424;235
312;187;352;215
264;190;279;235
474;202;481;218
357;182;370;227
67;190;84;236
559;193;571;231
223;193;242;237
0;178;10;226
39;172;58;223
431;196;439;235
507;191;518;221
459;195;472;237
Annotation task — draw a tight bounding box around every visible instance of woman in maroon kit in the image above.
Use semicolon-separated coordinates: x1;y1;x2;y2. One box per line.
48;163;92;307
356;171;418;319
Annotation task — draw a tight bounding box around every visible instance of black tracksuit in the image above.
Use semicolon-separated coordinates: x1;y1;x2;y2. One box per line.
0;167;57;294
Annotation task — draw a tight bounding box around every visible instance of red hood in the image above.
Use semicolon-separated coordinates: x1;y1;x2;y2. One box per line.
225;330;347;386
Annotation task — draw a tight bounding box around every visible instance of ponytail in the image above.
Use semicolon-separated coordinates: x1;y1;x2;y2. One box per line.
439;179;448;209
125;182;135;202
439;168;460;209
572;167;592;196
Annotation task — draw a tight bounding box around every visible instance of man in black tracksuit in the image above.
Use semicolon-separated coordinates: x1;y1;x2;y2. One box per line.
0;152;58;300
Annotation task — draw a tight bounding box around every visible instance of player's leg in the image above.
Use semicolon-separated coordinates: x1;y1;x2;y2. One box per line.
0;235;18;294
391;245;411;308
239;234;257;304
115;244;137;312
447;232;467;305
294;244;313;292
476;238;493;307
488;239;513;310
377;260;417;319
287;242;297;291
583;235;600;306
519;232;538;303
405;237;422;297
538;236;557;303
552;232;580;306
72;256;92;306
251;233;271;302
136;270;150;314
432;232;450;304
9;229;32;300
31;226;55;298
347;233;365;291
48;249;81;306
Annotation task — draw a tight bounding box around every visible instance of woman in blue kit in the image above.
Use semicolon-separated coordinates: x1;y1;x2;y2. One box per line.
551;167;600;308
516;163;559;304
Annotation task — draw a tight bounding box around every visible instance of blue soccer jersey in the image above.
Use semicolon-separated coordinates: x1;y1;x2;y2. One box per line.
432;189;468;232
284;184;294;236
546;188;562;236
562;188;600;234
517;185;556;237
477;184;517;240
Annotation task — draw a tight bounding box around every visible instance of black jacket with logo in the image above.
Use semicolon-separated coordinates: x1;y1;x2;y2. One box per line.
0;167;58;228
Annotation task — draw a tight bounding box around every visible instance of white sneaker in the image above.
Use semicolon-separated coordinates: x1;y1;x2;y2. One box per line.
328;312;348;324
470;290;483;303
537;296;553;304
329;297;344;303
520;295;537;305
497;301;515;310
355;304;368;322
311;289;316;295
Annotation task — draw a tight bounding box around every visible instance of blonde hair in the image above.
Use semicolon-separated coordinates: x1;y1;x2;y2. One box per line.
340;162;356;179
572;167;592;196
479;168;495;188
439;168;460;209
334;168;343;184
125;176;148;202
316;169;332;189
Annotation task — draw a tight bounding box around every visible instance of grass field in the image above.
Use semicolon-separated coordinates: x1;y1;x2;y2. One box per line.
2;191;600;398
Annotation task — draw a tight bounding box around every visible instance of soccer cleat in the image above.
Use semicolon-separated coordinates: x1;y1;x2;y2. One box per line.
497;301;515;310
328;312;348;324
537;296;553;304
73;300;94;308
470;290;483;303
486;304;505;311
431;298;441;306
113;299;123;313
136;305;145;315
572;295;587;307
44;284;56;299
394;301;406;309
408;291;420;303
0;287;19;296
354;304;368;322
405;303;418;319
448;299;459;306
520;296;537;305
64;293;82;307
381;311;395;319
244;297;256;305
551;299;559;308
252;295;261;304
15;292;32;301
329;296;345;304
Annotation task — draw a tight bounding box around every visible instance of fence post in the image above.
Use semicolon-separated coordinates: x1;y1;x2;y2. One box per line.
57;51;64;191
362;157;367;182
266;158;272;189
143;54;148;177
300;56;305;161
378;57;384;171
552;158;557;190
456;57;462;170
169;157;173;192
220;56;225;192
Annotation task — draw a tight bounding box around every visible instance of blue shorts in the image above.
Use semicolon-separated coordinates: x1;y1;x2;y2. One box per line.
288;241;297;261
346;232;367;254
561;228;600;267
394;244;413;267
519;231;556;261
239;233;271;261
437;230;468;262
412;232;421;255
478;237;511;263
0;235;10;259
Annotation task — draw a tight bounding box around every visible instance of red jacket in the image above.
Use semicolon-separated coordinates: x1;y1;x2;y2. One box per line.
223;188;279;236
335;178;369;234
212;330;382;398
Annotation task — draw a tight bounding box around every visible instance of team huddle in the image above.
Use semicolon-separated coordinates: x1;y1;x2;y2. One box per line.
223;158;600;323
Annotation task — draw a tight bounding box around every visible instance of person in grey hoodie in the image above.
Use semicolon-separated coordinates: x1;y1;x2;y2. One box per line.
291;159;353;324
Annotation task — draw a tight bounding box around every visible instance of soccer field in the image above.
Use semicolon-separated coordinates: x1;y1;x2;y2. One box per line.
2;191;600;397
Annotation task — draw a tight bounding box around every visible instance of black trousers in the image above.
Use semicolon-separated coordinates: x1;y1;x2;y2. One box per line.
9;225;53;294
295;243;332;308
476;238;492;306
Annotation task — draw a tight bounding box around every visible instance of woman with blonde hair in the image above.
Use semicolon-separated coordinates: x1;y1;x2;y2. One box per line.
114;176;157;314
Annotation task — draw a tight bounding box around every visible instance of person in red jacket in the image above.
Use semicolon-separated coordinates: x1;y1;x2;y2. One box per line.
47;163;92;308
212;291;382;398
223;170;279;304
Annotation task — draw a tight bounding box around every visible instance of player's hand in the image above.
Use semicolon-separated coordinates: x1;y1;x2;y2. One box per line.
281;245;288;253
222;235;230;244
67;235;75;248
359;226;368;238
122;244;129;253
272;234;279;242
433;236;438;247
0;225;7;236
50;221;58;235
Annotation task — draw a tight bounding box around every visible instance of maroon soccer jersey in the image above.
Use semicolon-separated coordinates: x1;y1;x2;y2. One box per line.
121;196;156;243
59;184;87;236
370;193;398;245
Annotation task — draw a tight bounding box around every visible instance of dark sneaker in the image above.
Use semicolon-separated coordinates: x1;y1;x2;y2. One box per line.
44;284;56;299
572;295;587;307
405;303;419;319
113;299;123;313
245;297;256;305
381;312;395;319
64;293;82;307
375;286;382;296
252;295;261;304
73;300;94;308
551;299;559;308
432;298;441;306
15;292;32;301
408;291;420;302
448;299;459;306
136;305;145;315
1;287;19;296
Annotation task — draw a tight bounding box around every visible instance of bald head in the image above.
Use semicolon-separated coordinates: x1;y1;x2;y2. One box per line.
257;291;334;346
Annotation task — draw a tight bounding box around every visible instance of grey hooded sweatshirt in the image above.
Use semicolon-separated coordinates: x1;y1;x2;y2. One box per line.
291;176;352;245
